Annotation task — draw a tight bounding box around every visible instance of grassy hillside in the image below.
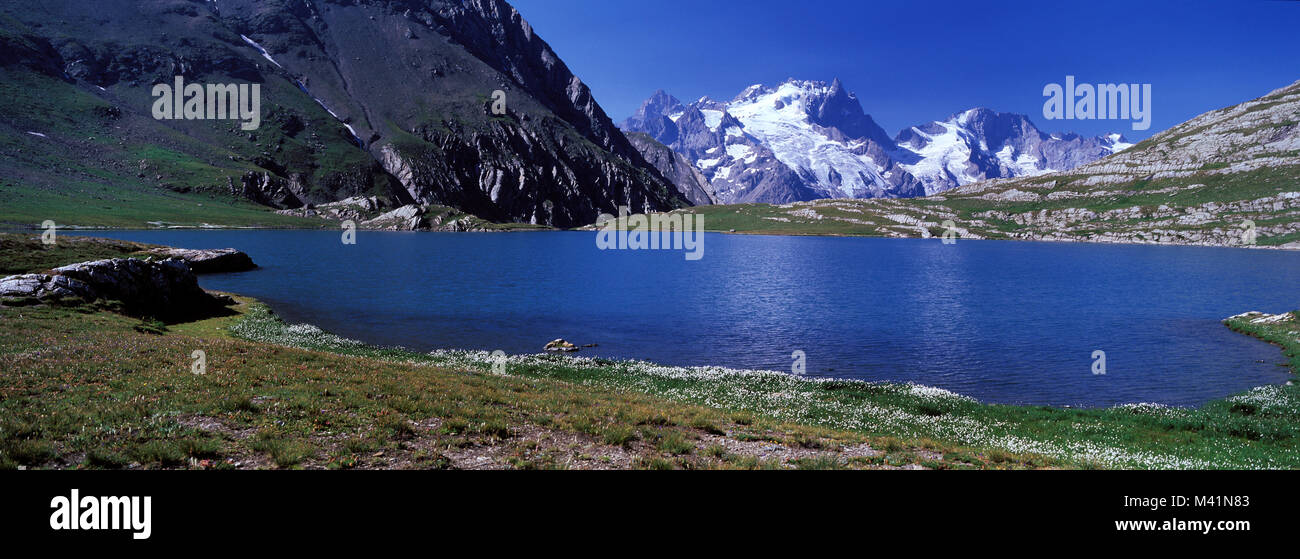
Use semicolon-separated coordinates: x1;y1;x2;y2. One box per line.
0;35;380;229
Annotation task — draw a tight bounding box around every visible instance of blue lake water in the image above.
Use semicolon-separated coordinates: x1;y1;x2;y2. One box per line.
72;230;1300;407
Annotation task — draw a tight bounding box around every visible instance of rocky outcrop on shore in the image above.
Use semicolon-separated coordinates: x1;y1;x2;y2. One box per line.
0;258;235;320
359;205;489;232
544;339;579;353
0;274;97;302
277;197;536;232
275;196;386;222
144;248;258;274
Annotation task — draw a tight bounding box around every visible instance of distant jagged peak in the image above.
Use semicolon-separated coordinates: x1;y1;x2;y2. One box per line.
732;83;767;103
636;78;867;120
693;95;728;111
1103;132;1133;148
906;107;1128;152
952;107;1028;124
729;78;846;104
714;77;893;145
628;89;684;121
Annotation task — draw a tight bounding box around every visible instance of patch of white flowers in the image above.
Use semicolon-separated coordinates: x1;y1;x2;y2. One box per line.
1115;402;1177;416
1228;385;1292;414
905;383;975;402
230;306;367;351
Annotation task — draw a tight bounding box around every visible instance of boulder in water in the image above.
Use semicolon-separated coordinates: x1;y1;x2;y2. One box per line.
544;339;579;352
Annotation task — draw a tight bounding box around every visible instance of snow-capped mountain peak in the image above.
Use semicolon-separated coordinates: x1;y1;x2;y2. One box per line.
623;79;1130;203
894;107;1136;194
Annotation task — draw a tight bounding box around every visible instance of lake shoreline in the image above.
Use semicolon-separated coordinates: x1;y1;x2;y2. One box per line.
35;230;1300;406
6;218;1295;250
702;229;1300;250
223;299;1300;468
241;298;1300;413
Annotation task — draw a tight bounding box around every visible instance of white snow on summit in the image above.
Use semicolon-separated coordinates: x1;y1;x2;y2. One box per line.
725;81;890;198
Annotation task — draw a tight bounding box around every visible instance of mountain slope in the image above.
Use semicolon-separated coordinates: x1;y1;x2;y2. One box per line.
623;79;1129;204
0;0;687;228
625;132;716;205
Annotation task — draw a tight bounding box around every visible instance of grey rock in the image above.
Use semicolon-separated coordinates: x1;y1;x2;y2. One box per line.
0;274;96;301
145;248;257;274
362;204;428;231
2;258;233;319
543;339;579;352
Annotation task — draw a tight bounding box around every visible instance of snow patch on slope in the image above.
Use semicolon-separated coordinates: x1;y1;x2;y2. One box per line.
240;34;282;68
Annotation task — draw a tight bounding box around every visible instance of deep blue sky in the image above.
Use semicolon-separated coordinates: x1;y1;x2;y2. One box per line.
510;0;1300;140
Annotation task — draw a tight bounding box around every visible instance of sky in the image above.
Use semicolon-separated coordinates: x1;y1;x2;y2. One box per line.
509;0;1300;141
